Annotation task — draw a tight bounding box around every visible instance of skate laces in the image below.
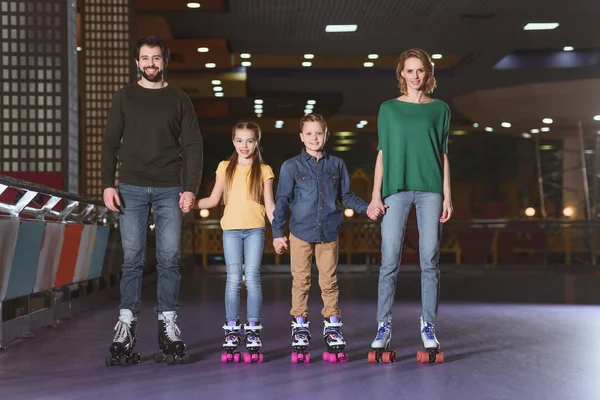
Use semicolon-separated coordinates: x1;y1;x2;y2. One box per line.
422;322;436;340
375;321;391;341
163;315;182;342
113;321;132;344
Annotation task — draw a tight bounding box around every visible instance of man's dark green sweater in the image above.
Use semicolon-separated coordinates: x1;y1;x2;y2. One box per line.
101;82;203;194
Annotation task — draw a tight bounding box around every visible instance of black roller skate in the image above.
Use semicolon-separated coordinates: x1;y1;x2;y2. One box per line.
105;309;141;367
291;316;311;364
153;311;191;365
368;320;395;363
242;321;264;364
221;320;242;363
322;316;348;363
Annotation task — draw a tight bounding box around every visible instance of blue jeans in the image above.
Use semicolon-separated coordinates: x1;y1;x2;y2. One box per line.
376;191;443;323
118;184;182;315
222;228;265;322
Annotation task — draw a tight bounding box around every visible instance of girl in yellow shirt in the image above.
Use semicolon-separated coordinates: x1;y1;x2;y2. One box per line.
192;121;275;363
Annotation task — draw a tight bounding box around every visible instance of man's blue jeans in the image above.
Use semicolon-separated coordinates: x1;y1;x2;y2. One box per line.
376;190;443;323
118;184;182;315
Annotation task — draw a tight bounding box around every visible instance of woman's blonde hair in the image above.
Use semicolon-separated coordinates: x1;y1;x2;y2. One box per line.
396;48;437;94
223;121;265;204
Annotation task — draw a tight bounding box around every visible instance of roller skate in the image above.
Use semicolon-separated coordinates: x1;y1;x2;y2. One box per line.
290;316;311;364
367;320;395;363
153;311;191;365
241;321;264;364
105;309;141;367
221;320;242;363
322;316;348;363
416;316;444;363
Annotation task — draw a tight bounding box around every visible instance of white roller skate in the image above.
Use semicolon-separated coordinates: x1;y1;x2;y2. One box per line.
242;322;264;364
221;320;242;363
291;316;311;364
417;316;444;363
367;320;395;363
322;316;348;363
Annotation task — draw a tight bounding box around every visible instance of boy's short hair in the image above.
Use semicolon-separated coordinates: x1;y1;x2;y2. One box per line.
300;113;327;133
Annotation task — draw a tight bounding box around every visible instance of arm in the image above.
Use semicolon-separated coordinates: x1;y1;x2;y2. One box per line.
180;95;203;195
272;162;294;239
195;174;225;209
339;162;368;213
367;150;387;219
101;91;124;212
263;178;275;224
440;154;453;222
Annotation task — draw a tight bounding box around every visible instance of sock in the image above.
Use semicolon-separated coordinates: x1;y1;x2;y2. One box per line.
249;321;259;327
227;320;237;327
330;316;340;323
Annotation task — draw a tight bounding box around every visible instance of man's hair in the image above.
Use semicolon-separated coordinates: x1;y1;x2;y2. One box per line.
133;36;169;61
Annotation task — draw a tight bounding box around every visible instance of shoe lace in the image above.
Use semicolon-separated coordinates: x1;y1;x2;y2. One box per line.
164;315;182;342
113;321;132;344
422;322;435;340
375;321;390;341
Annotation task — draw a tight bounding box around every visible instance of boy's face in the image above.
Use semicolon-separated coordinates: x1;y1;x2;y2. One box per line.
299;121;329;153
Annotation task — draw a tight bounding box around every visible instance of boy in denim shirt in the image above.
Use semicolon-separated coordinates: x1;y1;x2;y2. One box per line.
272;113;375;362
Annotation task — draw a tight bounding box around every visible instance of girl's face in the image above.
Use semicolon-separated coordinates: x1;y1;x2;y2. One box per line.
233;128;258;160
401;57;428;92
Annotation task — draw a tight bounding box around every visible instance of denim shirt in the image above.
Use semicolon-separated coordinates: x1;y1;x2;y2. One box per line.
272;149;368;243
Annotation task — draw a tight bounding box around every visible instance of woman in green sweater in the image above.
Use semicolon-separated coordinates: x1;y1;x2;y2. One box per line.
367;48;453;360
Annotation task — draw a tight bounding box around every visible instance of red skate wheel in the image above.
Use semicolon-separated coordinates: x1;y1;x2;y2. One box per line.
322;351;330;362
367;351;377;363
328;353;337;363
382;352;392;363
291;352;298;363
435;352;444;363
416;350;427;363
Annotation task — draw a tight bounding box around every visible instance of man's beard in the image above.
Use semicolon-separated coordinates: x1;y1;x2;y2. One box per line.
139;67;164;82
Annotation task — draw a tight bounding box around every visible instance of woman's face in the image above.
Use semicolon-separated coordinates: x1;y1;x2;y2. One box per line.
401;57;428;92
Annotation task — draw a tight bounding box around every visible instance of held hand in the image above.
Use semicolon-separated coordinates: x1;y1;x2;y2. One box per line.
103;188;121;212
273;237;288;254
367;198;388;220
179;191;196;214
439;200;453;223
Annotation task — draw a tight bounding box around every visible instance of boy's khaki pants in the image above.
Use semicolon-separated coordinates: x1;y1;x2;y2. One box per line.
289;233;340;319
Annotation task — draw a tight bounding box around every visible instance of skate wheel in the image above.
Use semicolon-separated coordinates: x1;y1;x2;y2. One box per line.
291;352;298;364
180;353;191;364
233;352;241;363
154;352;163;363
417;350;430;363
322;351;330;362
367;351;377;363
221;353;228;363
435;351;444;363
382;351;395;363
165;354;175;365
338;353;348;363
304;353;310;363
243;353;251;364
257;353;264;363
119;354;131;366
131;353;141;364
328;352;337;363
105;355;114;367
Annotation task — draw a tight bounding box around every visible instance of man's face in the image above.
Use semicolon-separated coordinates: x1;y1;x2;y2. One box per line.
136;45;166;82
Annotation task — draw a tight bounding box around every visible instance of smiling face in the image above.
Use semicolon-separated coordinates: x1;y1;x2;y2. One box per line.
136;45;167;83
400;57;428;92
299;120;329;153
233;128;259;162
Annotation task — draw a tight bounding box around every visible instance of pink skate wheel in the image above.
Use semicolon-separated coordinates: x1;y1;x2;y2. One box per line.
291;352;298;363
257;353;264;363
233;353;241;363
304;354;310;363
322;351;330;362
338;353;348;363
221;353;228;363
328;353;337;363
243;353;251;364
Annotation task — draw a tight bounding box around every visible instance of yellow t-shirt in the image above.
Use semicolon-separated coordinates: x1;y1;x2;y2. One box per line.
216;161;274;230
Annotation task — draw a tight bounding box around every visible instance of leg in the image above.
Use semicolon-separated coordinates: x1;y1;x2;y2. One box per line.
376;191;413;323
415;191;443;323
242;228;265;323
151;186;183;314
222;230;243;321
314;240;340;319
289;233;314;318
118;184;150;316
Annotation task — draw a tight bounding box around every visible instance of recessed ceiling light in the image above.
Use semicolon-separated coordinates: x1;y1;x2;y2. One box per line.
275;120;284;124
307;100;316;105
363;62;374;68
197;47;209;53
213;86;223;92
205;63;216;68
356;124;364;128
501;122;511;128
215;92;224;97
522;133;532;138
306;104;314;110
594;115;600;121
240;53;251;59
325;24;358;33
241;61;252;67
523;22;560;31
542;118;553;124
187;2;201;9
211;80;221;85
485;127;493;132
432;54;443;60
254;99;263;105
254;105;263;111
304;54;314;59
76;46;82;51
368;54;379;59
302;61;312;67
473;122;479;128
531;128;540;133
304;109;312;114
541;127;550;132
360;120;368;125
563;46;574;51
585;149;594;154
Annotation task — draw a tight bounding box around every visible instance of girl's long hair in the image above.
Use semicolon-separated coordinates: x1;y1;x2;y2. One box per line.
223;121;265;204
